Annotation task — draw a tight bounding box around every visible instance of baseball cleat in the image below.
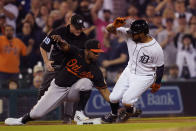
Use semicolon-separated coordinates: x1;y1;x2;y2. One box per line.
63;116;72;124
132;109;142;117
74;110;89;122
116;110;131;123
101;112;117;123
5;117;24;126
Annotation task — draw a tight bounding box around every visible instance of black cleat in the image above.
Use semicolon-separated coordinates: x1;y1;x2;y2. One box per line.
132;109;142;117
101;112;117;123
116;108;142;123
116;110;131;123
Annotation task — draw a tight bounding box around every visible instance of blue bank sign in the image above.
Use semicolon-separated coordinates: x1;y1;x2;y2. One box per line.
85;86;183;116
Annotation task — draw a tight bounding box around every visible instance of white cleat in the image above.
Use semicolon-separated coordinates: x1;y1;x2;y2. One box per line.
5;117;24;126
74;111;89;122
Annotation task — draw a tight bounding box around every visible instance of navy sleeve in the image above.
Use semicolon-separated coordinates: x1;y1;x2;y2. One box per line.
155;65;164;84
40;31;56;52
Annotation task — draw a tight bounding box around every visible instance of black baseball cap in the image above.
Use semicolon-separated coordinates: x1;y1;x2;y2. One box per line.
71;14;85;29
85;39;104;53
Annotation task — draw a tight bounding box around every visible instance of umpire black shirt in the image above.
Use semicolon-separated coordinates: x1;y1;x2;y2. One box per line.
55;46;106;88
40;25;88;67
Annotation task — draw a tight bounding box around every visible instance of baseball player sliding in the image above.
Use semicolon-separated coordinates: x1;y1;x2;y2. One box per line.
101;18;164;123
4;38;118;125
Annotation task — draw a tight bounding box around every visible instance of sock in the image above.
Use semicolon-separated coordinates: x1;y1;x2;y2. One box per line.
76;90;91;111
109;102;119;115
126;106;135;113
21;113;33;124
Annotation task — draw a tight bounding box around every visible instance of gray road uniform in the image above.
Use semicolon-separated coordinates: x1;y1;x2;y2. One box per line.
31;46;106;119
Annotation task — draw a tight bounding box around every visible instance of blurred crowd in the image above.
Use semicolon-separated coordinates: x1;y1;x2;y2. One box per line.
0;0;196;90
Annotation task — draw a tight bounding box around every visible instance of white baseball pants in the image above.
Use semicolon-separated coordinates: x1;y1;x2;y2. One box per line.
110;67;155;105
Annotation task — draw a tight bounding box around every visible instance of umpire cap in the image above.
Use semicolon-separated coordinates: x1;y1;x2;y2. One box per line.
127;19;149;35
71;14;85;29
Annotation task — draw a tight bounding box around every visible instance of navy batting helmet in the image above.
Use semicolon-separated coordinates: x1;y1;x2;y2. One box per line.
127;19;149;35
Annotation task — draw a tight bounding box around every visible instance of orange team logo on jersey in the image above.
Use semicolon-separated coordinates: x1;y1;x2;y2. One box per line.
66;59;94;79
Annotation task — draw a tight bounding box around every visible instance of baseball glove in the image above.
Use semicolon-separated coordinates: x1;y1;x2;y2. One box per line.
113;17;127;28
150;83;161;93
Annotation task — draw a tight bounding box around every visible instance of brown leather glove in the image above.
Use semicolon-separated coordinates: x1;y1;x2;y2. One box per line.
150;83;161;93
113;17;127;28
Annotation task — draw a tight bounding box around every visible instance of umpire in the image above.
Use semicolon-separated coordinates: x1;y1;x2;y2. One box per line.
40;14;89;122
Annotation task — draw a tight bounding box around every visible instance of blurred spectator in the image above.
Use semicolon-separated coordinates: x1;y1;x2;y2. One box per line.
30;63;44;89
0;0;19;29
21;12;41;34
175;13;189;33
8;79;19;90
52;1;70;29
75;0;95;38
91;0;112;52
162;8;175;26
35;4;49;28
33;63;44;77
30;75;43;89
174;14;189;52
30;0;40;18
20;12;45;67
150;12;164;39
163;64;180;81
0;25;33;88
155;0;174;13
0;13;6;35
188;15;196;39
52;0;60;10
67;0;78;12
100;33;128;85
42;15;54;34
16;0;31;33
176;34;196;79
187;0;196;15
157;18;177;69
143;3;155;23
174;0;192;27
17;21;35;69
126;4;139;19
112;0;126;18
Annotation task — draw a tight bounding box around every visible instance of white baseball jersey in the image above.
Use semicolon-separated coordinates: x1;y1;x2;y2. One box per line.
116;27;164;76
109;27;164;105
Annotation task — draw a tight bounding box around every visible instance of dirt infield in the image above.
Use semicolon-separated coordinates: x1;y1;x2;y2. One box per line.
2;116;195;125
1;117;196;131
126;117;196;123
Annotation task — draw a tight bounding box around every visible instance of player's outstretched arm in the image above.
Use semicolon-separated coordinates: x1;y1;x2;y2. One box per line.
51;35;70;52
97;87;110;102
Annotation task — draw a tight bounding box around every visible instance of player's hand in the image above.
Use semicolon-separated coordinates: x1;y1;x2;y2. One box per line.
51;35;63;43
150;83;161;93
113;17;127;28
45;60;54;72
